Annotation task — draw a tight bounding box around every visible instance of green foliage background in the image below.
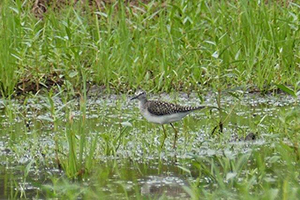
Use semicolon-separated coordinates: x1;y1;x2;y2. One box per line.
0;0;299;96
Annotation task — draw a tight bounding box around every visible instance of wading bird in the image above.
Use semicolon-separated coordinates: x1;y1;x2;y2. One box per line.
131;91;216;149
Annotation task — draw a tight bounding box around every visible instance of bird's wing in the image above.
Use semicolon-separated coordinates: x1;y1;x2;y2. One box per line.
147;101;200;116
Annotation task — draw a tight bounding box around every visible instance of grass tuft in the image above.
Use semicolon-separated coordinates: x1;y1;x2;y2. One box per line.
0;0;299;96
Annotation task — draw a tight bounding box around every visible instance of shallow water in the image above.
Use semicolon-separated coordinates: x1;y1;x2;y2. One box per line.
0;92;299;199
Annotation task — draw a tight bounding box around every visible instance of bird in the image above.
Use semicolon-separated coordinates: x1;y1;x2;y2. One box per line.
131;91;217;149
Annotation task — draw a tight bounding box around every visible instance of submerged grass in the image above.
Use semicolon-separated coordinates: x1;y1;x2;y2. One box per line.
1;0;300;199
0;0;299;96
187;143;300;199
1;92;299;199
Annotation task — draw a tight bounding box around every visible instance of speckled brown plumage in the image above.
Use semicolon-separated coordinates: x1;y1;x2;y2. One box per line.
146;100;205;116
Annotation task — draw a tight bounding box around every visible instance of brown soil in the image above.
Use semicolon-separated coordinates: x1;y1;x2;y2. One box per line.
32;0;154;18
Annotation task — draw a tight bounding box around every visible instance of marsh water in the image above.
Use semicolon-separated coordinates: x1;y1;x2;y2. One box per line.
0;92;299;199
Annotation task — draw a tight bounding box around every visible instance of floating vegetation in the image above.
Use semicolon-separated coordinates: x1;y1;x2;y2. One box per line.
0;0;299;198
1;92;299;199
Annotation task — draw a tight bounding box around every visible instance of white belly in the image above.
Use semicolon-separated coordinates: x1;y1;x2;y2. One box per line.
140;109;190;124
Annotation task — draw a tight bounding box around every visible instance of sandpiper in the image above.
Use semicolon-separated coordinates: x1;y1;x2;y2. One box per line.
131;91;216;149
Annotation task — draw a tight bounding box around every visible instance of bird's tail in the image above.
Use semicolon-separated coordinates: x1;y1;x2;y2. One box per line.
195;106;219;110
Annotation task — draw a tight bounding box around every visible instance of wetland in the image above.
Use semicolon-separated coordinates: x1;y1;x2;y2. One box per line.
0;0;300;199
0;92;299;199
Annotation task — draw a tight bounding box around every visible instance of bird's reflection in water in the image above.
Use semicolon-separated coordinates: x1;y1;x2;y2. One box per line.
140;175;190;199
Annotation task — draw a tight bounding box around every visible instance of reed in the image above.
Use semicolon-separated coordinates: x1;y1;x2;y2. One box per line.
0;0;299;96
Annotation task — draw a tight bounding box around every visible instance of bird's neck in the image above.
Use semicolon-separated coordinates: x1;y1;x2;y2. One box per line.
138;98;147;110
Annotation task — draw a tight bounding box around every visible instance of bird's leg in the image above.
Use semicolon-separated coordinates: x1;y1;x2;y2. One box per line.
161;125;167;149
170;123;178;149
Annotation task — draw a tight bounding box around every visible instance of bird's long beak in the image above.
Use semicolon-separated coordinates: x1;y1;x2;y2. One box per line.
130;95;138;101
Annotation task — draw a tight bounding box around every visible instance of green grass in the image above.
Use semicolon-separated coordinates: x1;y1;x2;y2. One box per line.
0;0;300;199
0;0;299;97
1;91;299;199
